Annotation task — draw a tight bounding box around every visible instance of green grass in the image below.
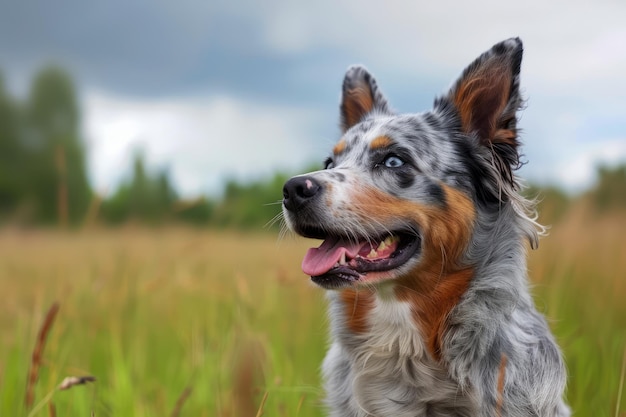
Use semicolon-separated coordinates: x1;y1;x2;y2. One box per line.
530;210;626;415
0;212;625;416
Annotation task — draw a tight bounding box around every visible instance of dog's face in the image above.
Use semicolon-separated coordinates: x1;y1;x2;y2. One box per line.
283;38;530;290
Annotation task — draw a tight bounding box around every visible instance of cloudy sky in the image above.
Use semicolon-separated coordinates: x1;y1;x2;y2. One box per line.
1;0;624;196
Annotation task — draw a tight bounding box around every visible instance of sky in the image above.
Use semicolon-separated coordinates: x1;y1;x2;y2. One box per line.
1;0;625;196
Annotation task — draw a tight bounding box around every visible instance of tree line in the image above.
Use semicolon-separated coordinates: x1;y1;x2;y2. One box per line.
0;66;304;229
0;65;624;229
0;66;91;226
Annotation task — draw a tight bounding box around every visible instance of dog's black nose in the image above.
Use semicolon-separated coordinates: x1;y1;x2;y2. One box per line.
283;176;321;211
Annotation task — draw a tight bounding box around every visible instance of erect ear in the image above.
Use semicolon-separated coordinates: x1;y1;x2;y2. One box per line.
449;38;523;142
447;38;524;181
340;66;391;132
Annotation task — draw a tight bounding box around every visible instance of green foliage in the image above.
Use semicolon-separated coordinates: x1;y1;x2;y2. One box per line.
209;163;321;230
588;164;626;212
211;172;290;230
174;197;215;225
28;67;80;135
26;66;92;223
0;66;91;225
0;72;23;215
101;154;178;224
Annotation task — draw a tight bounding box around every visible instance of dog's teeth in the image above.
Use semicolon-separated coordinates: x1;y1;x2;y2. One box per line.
377;236;398;252
339;252;347;265
386;236;398;245
367;249;378;259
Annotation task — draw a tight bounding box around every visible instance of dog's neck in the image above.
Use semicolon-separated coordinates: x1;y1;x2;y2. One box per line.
327;286;426;356
466;201;536;309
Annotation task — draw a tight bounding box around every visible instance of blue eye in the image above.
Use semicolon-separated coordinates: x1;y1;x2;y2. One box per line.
383;155;404;168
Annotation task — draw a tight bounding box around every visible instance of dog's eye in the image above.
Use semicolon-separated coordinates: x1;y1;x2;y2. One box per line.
324;157;335;169
383;155;404;168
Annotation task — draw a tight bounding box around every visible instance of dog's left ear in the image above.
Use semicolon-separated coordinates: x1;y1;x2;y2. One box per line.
340;66;391;132
447;38;524;183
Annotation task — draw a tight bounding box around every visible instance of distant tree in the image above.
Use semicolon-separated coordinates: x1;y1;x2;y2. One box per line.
24;66;92;225
128;155;150;217
211;171;292;230
210;163;323;230
174;197;215;225
0;72;24;217
157;171;177;209
590;164;626;211
101;153;178;224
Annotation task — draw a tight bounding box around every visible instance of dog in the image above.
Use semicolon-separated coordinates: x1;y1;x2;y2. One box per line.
282;38;570;417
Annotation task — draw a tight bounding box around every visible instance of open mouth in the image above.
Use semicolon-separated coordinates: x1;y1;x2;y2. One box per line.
302;230;421;289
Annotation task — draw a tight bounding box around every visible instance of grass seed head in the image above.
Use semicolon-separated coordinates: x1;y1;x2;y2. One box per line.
58;376;96;391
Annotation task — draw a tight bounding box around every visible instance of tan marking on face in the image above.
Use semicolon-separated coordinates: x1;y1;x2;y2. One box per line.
350;184;475;263
370;135;392;150
333;139;347;155
350;184;476;359
340;288;375;334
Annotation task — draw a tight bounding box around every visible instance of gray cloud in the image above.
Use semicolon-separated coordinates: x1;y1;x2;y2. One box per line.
1;0;624;194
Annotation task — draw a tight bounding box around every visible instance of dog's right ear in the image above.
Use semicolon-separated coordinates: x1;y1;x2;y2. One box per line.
340;66;391;133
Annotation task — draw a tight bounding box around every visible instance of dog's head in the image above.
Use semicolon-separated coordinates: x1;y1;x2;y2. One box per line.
282;38;540;290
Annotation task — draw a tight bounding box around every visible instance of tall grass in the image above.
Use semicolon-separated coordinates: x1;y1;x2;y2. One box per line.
0;207;624;416
530;208;626;415
0;229;326;416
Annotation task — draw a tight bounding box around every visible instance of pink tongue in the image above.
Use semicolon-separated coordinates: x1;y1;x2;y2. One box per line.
302;237;366;277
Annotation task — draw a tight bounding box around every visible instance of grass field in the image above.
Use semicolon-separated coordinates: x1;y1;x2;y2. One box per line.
0;208;625;416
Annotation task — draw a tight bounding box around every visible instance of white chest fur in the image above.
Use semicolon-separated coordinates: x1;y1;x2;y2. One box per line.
322;291;476;417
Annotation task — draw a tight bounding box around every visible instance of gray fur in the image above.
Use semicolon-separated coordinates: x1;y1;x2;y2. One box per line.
282;38;569;417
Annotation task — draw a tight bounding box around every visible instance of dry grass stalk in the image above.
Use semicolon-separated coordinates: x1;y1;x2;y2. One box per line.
296;394;306;417
169;386;193;417
616;347;626;417
25;302;60;408
496;353;508;417
233;339;265;417
255;391;269;417
48;402;56;417
83;192;104;229
55;145;68;228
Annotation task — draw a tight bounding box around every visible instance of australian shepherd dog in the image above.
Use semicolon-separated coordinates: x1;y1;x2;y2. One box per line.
282;38;570;416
